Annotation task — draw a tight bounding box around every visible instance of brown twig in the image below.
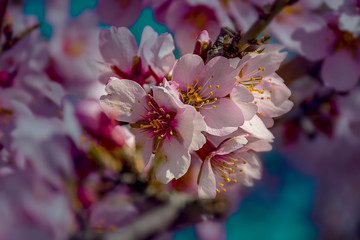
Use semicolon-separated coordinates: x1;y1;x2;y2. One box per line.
0;0;9;53
236;0;297;46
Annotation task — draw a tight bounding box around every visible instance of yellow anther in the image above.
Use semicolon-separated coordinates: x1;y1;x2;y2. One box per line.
206;100;210;103
130;108;133;112
216;85;219;88
159;108;164;111
261;97;264;100
153;111;156;114
217;189;220;193
211;75;214;78
233;179;237;183
198;86;203;90
214;98;218;101
270;89;274;93
258;67;261;70
250;77;255;81
267;97;271;99
243;160;247;164
220;183;224;187
166;114;170;118
262;68;265;71
138;100;141;103
208;85;212;88
259;112;264;116
226;178;231;182
110;226;117;231
239;169;243;172
201;101;205;105
254;101;258;104
195;77;199;83
147;112;151;115
210;91;213;95
170;131;173;135
169;143;172;146
212;105;216;108
269;78;272;81
222;188;227;192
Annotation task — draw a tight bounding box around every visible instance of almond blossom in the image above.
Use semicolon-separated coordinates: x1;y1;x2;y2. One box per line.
97;26;175;87
293;12;360;91
100;78;206;183
149;0;234;53
196;133;271;198
168;53;256;136
233;45;293;127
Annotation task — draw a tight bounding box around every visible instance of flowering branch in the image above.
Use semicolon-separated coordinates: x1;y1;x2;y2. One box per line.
237;0;298;46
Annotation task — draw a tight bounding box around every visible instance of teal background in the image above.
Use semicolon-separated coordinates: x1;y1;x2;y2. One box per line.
23;1;318;239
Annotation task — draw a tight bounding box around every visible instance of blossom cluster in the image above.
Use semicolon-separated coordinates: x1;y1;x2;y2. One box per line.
99;26;292;198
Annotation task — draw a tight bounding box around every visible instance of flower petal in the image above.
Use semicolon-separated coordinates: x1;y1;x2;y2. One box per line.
321;50;360;91
99;27;138;73
171;54;204;91
200;98;245;136
155;139;191;183
100;78;147;123
198;159;217;199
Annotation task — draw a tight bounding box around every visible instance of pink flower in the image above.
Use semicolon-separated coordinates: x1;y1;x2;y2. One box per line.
269;0;324;52
100;78;206;183
150;0;233;53
293;12;360;91
168;54;256;136
97;26;175;87
196;134;269;198
45;8;103;98
96;0;144;27
233;45;293;127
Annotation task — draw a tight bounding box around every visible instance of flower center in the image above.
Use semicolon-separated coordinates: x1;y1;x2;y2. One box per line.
178;77;219;110
131;98;177;152
210;154;247;193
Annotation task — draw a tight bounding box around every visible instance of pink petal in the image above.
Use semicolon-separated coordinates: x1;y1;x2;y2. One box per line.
200;98;245;136
214;135;248;156
241;115;274;142
155;139;191;183
100;78;147;123
99;27;138;73
231;85;257;120
321;50;360;91
171;54;204;91
176;106;206;151
152;86;185;111
293;26;336;61
199;56;237;97
198;160;217;198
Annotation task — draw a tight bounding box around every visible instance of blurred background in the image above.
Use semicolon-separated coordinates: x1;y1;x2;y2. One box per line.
17;0;360;239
